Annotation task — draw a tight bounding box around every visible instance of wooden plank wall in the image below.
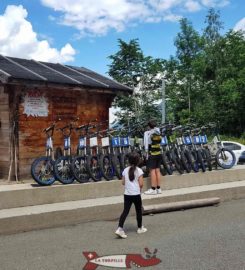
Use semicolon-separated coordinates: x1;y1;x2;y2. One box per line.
0;86;10;179
18;87;114;178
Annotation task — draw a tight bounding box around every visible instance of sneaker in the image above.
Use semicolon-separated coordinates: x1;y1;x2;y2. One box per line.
157;188;162;194
115;228;127;239
144;188;157;195
137;226;148;234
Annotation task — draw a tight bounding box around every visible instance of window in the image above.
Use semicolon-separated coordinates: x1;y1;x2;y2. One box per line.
223;142;241;150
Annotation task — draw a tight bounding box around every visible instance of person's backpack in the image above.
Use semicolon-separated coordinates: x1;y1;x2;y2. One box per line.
149;132;161;155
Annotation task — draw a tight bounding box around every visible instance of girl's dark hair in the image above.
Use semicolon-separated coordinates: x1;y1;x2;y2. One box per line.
128;152;140;181
148;120;156;129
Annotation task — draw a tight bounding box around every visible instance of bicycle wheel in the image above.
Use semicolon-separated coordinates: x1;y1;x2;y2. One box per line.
180;152;191;173
71;155;90;183
185;150;199;173
31;156;56;186
139;154;149;178
165;151;175;174
99;154;114;180
202;148;212;171
161;152;173;175
216;148;236;169
112;154;122;179
160;162;167;176
142;165;149;178
197;149;206;172
120;153;130;170
171;151;184;174
86;155;102;181
54;156;75;184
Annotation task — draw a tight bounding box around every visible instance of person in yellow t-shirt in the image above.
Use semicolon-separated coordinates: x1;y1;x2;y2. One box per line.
143;120;162;195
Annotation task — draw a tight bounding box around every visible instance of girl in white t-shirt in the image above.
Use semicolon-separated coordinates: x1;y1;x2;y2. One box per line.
115;152;147;239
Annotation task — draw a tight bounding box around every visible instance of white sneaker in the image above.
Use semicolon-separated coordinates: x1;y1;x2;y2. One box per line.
157;188;162;194
137;226;148;234
115;228;127;239
144;188;157;195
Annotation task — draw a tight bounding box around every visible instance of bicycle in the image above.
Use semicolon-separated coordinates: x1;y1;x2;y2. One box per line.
131;123;149;177
206;123;236;169
31;119;62;185
71;122;91;183
116;124;134;173
99;127;120;180
54;122;75;184
159;130;173;175
86;123;103;182
160;124;184;175
190;126;212;171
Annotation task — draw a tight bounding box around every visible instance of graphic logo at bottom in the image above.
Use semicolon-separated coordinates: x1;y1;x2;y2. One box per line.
83;248;161;270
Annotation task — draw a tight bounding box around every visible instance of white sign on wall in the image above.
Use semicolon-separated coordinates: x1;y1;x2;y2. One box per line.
23;91;48;117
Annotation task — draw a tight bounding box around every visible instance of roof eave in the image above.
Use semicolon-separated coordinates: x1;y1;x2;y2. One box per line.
0;78;132;94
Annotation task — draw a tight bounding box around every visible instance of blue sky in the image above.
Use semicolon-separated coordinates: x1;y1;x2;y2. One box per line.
0;0;244;76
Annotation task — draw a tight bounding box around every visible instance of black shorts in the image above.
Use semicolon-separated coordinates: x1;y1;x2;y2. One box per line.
147;154;162;169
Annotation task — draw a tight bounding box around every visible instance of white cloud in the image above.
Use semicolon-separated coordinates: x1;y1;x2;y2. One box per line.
201;0;229;7
148;0;183;11
42;0;150;36
234;17;245;33
185;0;202;12
41;0;230;36
0;5;76;63
163;13;182;22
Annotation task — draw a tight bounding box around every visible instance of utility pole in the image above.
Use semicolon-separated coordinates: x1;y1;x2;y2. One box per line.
161;78;166;124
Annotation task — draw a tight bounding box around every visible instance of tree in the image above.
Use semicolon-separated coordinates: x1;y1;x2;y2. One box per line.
214;31;245;135
108;39;144;88
203;8;223;46
108;39;165;126
201;10;245;135
167;18;203;123
162;8;245;135
107;10;245;136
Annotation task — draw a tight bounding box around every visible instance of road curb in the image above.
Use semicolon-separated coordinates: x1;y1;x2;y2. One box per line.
143;197;221;215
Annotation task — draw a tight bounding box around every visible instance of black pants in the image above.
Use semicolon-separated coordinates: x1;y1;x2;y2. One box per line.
118;194;142;228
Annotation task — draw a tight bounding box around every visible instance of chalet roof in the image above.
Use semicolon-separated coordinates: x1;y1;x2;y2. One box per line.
0;55;132;93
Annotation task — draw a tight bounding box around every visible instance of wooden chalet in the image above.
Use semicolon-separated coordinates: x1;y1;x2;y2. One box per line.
0;55;132;181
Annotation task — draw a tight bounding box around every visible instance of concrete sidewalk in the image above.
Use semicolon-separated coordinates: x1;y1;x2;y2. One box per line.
0;166;245;235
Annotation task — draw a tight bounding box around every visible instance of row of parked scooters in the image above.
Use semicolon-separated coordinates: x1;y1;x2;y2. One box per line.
31;119;236;186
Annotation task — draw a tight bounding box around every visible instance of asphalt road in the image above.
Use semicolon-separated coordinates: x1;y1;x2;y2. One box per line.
0;198;244;270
